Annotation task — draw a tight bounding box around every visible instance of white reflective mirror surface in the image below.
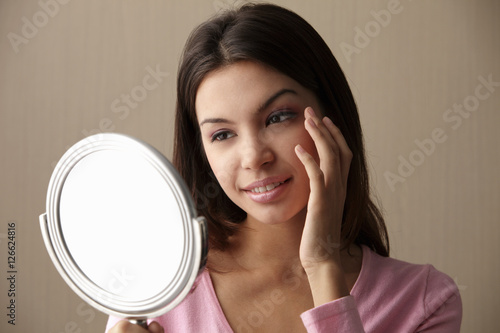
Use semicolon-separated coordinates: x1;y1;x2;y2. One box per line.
59;149;184;301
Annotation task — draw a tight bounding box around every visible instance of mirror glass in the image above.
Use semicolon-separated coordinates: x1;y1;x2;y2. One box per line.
59;149;185;301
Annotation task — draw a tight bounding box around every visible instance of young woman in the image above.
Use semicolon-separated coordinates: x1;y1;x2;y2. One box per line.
108;3;461;332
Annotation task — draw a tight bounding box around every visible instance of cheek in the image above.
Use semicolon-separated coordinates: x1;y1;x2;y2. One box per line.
205;148;235;189
294;127;319;162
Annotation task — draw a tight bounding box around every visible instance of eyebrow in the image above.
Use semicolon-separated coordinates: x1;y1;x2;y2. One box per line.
199;88;298;127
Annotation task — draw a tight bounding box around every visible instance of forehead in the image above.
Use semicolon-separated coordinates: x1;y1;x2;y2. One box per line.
195;61;307;118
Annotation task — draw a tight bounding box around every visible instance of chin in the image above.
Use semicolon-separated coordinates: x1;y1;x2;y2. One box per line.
245;205;306;226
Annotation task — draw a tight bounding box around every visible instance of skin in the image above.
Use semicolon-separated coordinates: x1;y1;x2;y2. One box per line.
110;61;362;332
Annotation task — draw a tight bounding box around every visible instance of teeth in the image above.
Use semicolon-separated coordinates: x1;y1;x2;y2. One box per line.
250;182;283;193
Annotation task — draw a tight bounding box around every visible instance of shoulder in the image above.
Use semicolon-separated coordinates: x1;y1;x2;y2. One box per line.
361;246;460;301
353;246;462;332
360;246;439;289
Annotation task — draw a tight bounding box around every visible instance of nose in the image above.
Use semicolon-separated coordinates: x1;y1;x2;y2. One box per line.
240;135;274;170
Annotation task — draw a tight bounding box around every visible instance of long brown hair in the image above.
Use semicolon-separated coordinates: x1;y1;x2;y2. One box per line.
173;3;389;256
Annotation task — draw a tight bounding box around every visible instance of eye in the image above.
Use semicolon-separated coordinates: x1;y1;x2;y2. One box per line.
211;130;235;142
266;110;297;126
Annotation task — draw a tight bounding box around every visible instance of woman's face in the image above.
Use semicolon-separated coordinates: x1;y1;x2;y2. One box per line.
195;61;322;225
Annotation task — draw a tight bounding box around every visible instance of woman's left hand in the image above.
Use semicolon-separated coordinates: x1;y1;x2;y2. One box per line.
294;106;353;305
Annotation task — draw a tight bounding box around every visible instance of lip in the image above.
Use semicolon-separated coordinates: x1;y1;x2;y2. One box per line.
242;176;291;204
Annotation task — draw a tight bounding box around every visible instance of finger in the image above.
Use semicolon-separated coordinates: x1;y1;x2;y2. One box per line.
321;116;352;183
303;108;341;185
110;320;148;333
295;144;325;197
148;321;165;333
304;107;336;150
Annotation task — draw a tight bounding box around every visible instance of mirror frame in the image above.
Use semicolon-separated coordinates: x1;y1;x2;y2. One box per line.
40;133;207;321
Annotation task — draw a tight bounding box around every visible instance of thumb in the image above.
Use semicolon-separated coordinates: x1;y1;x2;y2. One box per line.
148;321;164;333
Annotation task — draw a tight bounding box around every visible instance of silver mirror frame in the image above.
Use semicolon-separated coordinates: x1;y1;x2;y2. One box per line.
40;133;207;321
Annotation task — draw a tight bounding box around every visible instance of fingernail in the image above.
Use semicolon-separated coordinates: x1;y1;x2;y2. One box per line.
295;144;305;154
306;107;315;117
323;117;333;126
307;117;317;128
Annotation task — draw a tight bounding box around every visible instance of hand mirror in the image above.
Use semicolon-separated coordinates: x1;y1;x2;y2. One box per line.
39;133;208;327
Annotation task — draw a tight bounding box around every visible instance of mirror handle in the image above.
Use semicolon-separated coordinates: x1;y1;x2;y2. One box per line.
128;319;148;328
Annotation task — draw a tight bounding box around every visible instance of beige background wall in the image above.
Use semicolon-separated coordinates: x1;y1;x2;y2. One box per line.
1;0;498;332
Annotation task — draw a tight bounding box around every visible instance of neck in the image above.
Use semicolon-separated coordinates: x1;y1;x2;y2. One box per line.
209;208;362;279
223;208;307;273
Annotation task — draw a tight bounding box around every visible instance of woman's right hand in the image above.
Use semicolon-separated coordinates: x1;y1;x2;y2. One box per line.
108;320;164;333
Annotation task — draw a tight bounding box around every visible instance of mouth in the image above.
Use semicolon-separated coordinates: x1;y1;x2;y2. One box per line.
242;176;291;192
249;181;286;193
243;177;291;203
